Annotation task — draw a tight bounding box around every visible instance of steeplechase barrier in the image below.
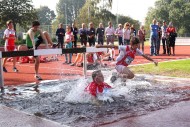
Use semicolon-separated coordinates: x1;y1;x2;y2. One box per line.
0;47;107;93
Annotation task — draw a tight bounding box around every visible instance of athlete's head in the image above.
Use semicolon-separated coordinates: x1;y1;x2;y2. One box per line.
6;20;13;29
130;36;140;50
92;70;104;84
32;21;40;31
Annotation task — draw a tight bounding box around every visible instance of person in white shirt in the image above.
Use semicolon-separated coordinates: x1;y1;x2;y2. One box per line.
115;24;123;45
123;22;131;45
3;20;18;73
105;21;115;45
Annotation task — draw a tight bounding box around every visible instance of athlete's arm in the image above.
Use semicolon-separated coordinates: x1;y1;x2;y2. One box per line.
142;54;158;66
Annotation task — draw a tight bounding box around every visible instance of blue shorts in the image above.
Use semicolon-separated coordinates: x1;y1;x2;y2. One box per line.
65;42;72;48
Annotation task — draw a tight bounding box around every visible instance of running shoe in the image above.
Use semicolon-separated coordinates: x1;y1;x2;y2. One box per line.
0;87;4;94
3;67;7;72
13;67;18;72
35;75;43;80
110;72;117;83
70;63;75;66
110;75;117;83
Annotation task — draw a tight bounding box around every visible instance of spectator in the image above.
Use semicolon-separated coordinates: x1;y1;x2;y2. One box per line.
102;47;115;61
130;24;136;37
96;23;105;45
3;20;19;73
137;25;146;52
115;24;123;45
167;22;177;56
70;53;83;67
87;22;96;46
156;22;162;55
56;23;65;48
161;20;169;54
64;25;73;64
123;22;131;45
79;23;87;47
150;19;159;56
105;21;115;45
71;23;78;48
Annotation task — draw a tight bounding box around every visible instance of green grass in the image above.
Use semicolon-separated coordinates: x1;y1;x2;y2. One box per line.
131;59;190;78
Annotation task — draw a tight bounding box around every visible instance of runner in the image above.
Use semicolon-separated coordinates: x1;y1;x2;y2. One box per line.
96;36;158;82
85;70;112;104
3;20;18;73
26;20;50;80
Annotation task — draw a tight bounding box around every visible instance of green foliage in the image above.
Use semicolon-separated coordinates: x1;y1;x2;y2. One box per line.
118;15;140;30
145;0;190;37
36;6;56;25
0;0;37;31
77;0;115;28
56;0;86;25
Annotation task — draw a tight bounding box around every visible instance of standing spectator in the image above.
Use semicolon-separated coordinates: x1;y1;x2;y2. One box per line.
123;22;131;45
167;22;177;56
87;22;96;46
96;23;105;45
2;20;19;72
130;24;136;37
115;24;123;45
105;21;115;45
79;23;87;47
64;25;73;64
137;25;146;52
56;23;65;48
156;22;162;55
150;19;159;56
26;20;50;80
71;23;78;48
161;20;168;54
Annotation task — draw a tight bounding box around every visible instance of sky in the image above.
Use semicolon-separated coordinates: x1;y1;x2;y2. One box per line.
32;0;156;23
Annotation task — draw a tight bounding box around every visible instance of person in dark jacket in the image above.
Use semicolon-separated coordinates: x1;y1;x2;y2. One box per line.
87;22;96;46
71;23;78;48
56;23;65;48
79;23;87;47
96;23;105;45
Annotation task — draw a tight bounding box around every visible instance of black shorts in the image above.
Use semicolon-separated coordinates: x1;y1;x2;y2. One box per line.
27;36;43;57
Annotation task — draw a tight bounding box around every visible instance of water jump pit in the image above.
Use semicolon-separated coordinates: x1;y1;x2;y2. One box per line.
0;72;190;127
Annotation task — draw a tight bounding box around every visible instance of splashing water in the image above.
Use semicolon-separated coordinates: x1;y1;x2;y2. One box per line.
0;73;190;127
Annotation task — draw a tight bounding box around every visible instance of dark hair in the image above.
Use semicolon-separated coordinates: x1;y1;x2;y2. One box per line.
130;36;140;45
32;21;40;27
92;70;101;81
6;20;13;25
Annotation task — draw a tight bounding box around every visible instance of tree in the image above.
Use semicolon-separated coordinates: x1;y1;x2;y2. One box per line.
36;6;56;25
0;0;37;31
118;15;140;30
77;0;115;28
145;0;190;36
56;0;86;25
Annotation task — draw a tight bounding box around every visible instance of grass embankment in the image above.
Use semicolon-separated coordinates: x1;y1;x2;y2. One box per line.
131;59;190;78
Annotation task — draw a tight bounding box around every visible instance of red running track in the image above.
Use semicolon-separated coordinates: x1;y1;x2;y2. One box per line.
2;46;190;86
